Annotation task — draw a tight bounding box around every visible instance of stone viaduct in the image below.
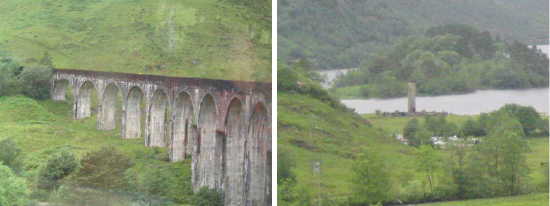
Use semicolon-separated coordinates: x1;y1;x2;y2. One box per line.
51;69;272;206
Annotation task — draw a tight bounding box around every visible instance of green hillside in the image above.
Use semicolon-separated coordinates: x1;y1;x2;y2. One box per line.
277;63;549;205
0;0;271;81
0;96;194;205
279;0;548;69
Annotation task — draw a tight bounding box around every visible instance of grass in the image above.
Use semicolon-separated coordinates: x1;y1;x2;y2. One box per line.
278;92;418;198
363;114;474;135
0;95;191;203
0;0;271;82
418;193;549;206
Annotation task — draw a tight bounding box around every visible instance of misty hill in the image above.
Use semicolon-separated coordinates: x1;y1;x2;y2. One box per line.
279;0;549;70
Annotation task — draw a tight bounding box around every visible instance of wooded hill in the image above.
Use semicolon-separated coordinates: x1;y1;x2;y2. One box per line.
279;0;549;70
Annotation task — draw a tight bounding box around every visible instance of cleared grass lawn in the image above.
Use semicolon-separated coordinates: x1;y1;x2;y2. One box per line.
419;193;549;206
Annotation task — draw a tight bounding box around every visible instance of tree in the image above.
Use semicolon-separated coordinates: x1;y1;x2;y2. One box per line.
0;139;23;173
17;66;53;100
350;149;391;205
415;145;442;197
498;104;543;136
404;118;420;145
460;118;485;137
0;163;29;206
476;112;530;195
38;148;79;190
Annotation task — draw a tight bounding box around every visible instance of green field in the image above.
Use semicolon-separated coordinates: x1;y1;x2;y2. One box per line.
0;0;271;81
419;193;549;206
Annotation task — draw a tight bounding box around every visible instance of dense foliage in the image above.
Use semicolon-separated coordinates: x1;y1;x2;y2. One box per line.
334;24;549;98
191;187;224;206
0;139;24;174
279;0;548;70
37;147;79;191
349;149;391;205
0;56;53;100
70;147;134;190
0;163;30;206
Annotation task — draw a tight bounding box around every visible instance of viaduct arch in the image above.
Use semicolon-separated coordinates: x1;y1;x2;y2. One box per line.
51;69;272;206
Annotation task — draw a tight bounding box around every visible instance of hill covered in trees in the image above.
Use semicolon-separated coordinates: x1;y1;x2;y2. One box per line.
0;0;271;81
332;24;549;98
279;0;548;70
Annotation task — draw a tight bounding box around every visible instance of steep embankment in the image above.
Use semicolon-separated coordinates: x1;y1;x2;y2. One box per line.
278;91;417;198
0;96;192;203
0;0;271;81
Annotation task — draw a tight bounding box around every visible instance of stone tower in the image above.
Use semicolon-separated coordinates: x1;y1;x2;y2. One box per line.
408;82;416;114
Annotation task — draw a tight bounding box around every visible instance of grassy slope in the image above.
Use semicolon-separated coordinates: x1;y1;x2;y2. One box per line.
365;114;549;188
0;0;271;81
0;96;190;199
419;193;548;206
278;92;418;198
279;89;548;203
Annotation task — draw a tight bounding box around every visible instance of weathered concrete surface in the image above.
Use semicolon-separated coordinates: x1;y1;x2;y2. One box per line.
51;69;272;206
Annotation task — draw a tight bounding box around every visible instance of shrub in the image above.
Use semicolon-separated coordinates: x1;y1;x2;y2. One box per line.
0;138;23;173
70;147;133;190
191;187;224;206
126;162;193;203
349;149;391;205
0;163;30;206
37;148;79;191
17;66;53;100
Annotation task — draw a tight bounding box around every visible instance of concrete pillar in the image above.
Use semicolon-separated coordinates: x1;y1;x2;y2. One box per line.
124;88;144;139
148;91;168;147
171;93;194;162
408;82;416;114
224;100;245;206
98;85;118;130
52;80;67;101
246;104;268;206
76;82;93;119
194;95;220;190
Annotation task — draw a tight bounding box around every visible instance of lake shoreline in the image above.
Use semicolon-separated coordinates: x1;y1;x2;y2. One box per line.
342;88;549;115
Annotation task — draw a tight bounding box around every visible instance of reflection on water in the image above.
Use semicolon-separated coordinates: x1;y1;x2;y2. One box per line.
342;88;549;115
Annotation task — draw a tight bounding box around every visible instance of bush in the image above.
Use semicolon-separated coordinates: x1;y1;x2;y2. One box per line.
191;187;224;206
70;147;133;190
349;149;391;205
37;148;79;191
0;57;52;100
126;162;193;203
0;138;24;173
0;163;30;206
17;66;53;100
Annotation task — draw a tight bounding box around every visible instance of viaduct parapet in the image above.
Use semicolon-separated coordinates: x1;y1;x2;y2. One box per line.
51;69;272;206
